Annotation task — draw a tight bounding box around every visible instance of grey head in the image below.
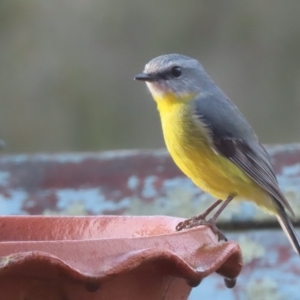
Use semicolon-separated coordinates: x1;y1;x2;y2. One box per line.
135;54;215;97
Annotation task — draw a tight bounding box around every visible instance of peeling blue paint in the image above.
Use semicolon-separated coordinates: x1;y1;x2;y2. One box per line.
141;176;158;198
56;189;130;214
0;171;9;186
281;163;300;177
0;149;170;164
127;175;139;190
266;143;300;156
0;191;28;215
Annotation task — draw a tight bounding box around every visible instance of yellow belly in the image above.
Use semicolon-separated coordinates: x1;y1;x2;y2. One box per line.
158;102;276;213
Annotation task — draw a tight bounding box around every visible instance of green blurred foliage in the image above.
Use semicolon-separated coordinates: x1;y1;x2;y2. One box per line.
0;0;300;153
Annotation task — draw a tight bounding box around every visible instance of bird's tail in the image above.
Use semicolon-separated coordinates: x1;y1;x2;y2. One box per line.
276;208;300;255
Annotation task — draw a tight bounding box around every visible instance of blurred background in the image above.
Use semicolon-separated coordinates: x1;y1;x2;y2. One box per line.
0;0;300;154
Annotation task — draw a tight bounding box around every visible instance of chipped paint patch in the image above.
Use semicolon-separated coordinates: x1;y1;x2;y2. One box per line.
127;175;139;190
246;277;283;300
281;163;300;177
0;191;28;215
0;171;9;186
55;189;130;215
0;149;169;164
238;235;265;264
126;177;207;217
141;176;158;198
43;201;87;216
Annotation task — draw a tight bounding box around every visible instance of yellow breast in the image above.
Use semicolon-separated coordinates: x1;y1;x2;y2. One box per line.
157;100;263;201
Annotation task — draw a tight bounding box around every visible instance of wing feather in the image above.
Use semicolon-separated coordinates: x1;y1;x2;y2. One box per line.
192;94;294;216
213;137;294;216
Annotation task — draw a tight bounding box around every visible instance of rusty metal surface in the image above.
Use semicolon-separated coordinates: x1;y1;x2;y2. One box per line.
0;144;300;298
0;144;299;222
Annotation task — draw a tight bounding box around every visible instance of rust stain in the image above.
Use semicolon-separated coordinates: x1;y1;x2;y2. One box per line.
0;146;299;222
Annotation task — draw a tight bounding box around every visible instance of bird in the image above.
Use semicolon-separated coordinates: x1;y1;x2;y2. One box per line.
134;53;300;255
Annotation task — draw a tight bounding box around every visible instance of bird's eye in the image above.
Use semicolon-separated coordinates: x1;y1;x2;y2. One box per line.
171;66;182;78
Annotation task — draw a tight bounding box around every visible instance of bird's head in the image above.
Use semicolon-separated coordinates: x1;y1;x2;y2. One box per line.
135;54;211;106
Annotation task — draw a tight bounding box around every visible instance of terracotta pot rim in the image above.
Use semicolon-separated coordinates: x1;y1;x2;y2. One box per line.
0;214;242;289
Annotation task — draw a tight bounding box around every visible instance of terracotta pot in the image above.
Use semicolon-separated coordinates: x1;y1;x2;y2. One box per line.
0;215;242;299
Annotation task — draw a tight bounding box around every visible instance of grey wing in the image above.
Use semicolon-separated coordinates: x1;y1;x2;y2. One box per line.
193;92;294;216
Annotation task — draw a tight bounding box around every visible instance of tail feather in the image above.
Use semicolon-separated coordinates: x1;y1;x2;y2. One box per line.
276;209;300;255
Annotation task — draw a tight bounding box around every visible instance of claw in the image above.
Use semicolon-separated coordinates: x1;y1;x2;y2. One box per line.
176;217;227;241
176;196;233;240
176;214;206;231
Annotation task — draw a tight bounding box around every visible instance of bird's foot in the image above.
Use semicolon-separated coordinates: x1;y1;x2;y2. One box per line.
176;213;206;231
176;217;227;241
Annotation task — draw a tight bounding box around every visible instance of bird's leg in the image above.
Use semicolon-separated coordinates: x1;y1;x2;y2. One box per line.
176;199;222;231
176;195;234;241
210;195;234;223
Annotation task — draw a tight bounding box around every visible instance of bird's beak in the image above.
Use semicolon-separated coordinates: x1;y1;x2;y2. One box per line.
134;72;158;82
